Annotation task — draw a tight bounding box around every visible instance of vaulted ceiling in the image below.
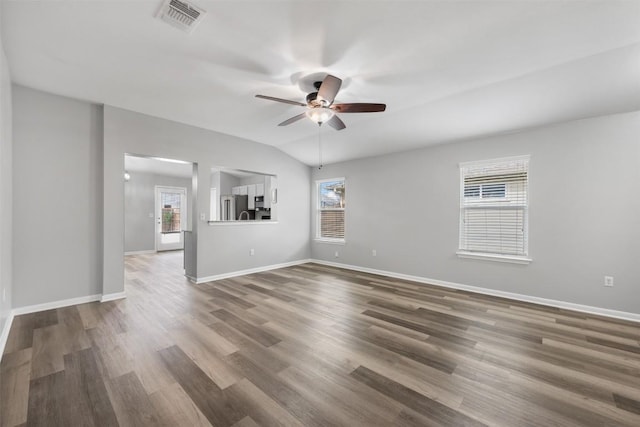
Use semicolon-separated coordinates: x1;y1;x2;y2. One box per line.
3;1;640;165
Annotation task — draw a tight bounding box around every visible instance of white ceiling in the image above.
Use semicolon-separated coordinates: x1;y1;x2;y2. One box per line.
3;1;640;166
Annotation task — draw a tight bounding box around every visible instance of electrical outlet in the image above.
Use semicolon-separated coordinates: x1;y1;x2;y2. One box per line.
604;276;614;287
200;212;206;221
250;248;255;256
334;251;339;258
372;249;377;257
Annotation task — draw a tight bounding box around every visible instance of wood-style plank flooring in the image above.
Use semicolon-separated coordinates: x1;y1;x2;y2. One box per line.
2;251;640;426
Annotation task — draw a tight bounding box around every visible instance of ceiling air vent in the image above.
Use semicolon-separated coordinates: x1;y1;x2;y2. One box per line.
157;0;206;33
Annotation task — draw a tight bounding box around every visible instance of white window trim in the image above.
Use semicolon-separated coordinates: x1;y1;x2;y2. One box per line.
316;177;346;243
459;155;531;168
456;251;532;264
314;238;346;245
458;155;531;263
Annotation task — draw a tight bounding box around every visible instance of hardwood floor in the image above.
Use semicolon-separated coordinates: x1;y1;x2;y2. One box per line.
2;251;640;426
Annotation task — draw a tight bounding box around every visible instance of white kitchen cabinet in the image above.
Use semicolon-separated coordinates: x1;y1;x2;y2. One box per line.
264;179;271;209
247;184;256;209
256;183;264;196
232;185;248;195
264;176;277;209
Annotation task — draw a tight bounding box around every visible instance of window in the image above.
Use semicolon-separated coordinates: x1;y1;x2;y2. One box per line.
463;183;506;199
316;178;345;241
458;156;531;263
161;192;182;233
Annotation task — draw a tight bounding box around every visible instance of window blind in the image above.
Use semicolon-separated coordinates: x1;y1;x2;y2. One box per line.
460;156;529;256
320;210;345;239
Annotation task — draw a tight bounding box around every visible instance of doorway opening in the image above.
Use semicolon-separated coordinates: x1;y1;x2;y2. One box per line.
123;154;197;280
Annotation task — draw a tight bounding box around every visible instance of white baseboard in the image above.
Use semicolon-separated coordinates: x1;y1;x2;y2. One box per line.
0;310;15;359
0;291;126;361
310;259;640;323
101;291;127;302
195;259;312;284
12;294;102;316
125;250;156;256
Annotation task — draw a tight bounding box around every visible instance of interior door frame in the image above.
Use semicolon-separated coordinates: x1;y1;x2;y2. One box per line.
155;185;187;251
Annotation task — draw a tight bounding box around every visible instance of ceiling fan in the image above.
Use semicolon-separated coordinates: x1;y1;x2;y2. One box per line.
255;74;386;130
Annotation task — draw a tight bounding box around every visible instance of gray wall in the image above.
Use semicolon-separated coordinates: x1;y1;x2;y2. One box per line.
12;88;310;302
0;22;12;335
240;174;268;186
219;172;239;196
13;82;636;317
12;85;103;307
104;105;310;292
124;170;192;253
311;111;640;314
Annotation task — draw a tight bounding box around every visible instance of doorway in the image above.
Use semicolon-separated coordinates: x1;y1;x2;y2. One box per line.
123;154;198;286
123;154;194;256
155;186;187;251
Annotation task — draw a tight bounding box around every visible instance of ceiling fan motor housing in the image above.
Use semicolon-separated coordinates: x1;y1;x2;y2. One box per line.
306;91;321;107
306;81;330;107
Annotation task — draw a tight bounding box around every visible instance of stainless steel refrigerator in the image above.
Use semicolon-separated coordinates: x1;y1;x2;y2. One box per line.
220;195;248;220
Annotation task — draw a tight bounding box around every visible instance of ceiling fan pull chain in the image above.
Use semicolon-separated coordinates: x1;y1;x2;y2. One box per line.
318;123;323;170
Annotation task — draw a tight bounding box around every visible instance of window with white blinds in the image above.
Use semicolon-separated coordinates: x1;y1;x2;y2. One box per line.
317;178;345;241
458;156;530;262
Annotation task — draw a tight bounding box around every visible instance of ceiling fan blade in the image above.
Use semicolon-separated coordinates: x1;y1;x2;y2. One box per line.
278;113;307;126
255;94;306;107
326;115;346;131
331;103;386;113
317;75;342;105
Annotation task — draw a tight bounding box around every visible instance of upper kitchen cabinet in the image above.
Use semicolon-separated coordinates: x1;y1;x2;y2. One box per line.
264;175;277;210
247;184;256;209
232;185;248;195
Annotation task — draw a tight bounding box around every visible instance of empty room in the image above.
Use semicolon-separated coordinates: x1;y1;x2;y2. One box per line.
1;1;639;426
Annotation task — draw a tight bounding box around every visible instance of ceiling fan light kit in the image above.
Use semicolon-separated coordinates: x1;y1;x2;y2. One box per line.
256;74;386;130
306;107;335;124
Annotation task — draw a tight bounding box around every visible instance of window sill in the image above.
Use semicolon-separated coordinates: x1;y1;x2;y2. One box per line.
456;251;531;264
314;238;346;245
207;220;278;226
